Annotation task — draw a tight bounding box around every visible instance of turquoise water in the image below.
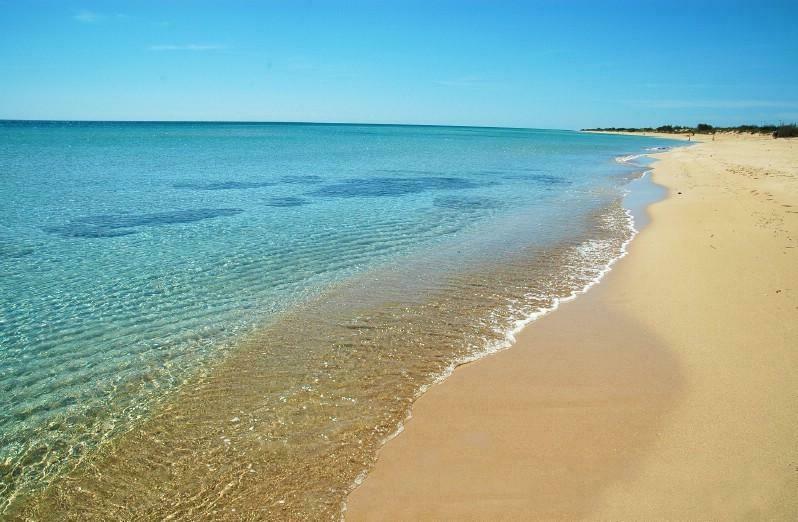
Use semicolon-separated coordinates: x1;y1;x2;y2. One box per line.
0;122;677;516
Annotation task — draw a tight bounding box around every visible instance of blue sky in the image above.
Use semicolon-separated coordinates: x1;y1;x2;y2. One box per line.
1;0;796;128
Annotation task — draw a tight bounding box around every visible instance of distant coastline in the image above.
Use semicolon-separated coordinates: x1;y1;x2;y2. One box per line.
583;122;798;138
0;119;552;132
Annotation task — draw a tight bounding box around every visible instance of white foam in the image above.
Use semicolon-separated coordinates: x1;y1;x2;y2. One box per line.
615;153;646;164
341;173;652;518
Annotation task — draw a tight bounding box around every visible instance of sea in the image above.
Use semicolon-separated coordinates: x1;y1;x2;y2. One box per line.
0;121;678;519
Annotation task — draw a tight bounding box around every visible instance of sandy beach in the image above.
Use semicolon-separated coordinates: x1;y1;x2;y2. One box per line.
346;134;798;520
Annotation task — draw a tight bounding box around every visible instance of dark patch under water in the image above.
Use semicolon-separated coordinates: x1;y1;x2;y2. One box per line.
265;197;309;207
375;169;446;176
174;181;276;190
0;242;35;259
43;209;244;238
531;174;570;184
42;226;138;239
310;176;487;198
279;175;324;185
503;173;571;185
433;196;504;211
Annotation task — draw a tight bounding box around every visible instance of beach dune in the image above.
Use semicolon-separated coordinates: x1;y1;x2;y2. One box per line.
346;134;798;520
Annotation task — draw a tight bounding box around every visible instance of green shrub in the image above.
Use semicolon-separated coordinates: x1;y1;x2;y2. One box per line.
581;123;796;137
696;123;714;133
774;124;798;138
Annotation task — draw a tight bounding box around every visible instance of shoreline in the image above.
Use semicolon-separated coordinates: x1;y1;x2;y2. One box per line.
341;152;677;508
341;156;667;513
346;133;798;519
341;148;673;518
584;129;697;140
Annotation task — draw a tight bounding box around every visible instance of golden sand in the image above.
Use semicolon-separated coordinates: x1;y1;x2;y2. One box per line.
346;134;798;520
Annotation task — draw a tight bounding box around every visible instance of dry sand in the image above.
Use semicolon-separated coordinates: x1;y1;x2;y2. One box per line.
346;134;798;520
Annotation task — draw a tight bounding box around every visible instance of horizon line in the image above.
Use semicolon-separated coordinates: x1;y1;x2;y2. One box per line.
3;118;793;131
0;118;565;132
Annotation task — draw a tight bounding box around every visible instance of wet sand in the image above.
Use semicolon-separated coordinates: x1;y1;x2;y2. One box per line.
346;134;798;520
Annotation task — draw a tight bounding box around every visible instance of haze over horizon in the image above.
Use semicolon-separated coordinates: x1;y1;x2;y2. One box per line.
1;0;797;129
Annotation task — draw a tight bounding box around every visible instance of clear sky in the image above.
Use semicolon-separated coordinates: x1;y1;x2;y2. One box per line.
1;0;796;129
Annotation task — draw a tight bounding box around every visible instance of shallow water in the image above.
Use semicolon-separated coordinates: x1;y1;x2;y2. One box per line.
0;122;678;517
